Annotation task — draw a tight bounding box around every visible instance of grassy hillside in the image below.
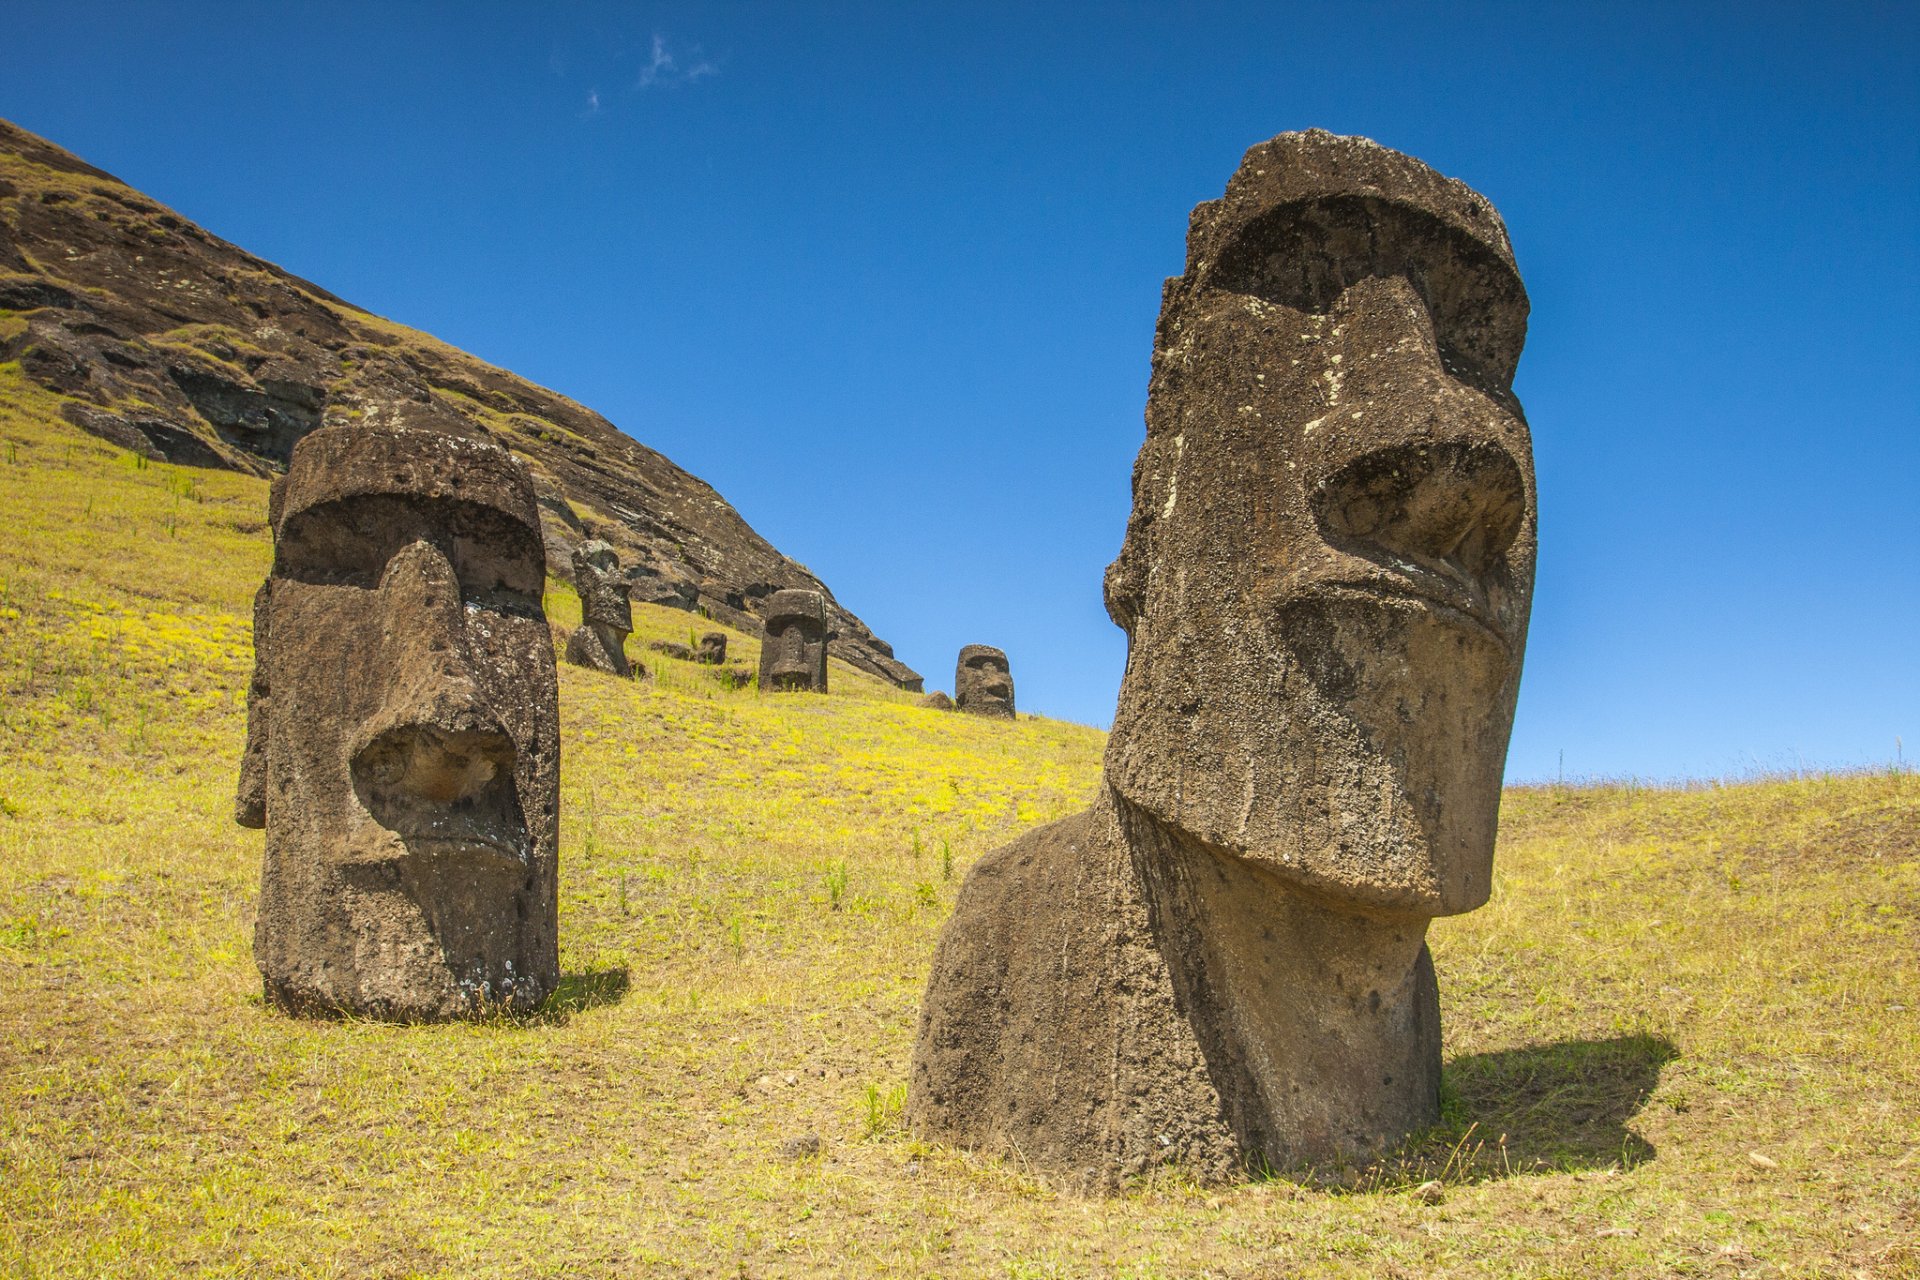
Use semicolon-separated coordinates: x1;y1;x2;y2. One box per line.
1;361;1916;1278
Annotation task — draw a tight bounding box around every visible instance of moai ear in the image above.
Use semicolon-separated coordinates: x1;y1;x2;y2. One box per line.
234;579;271;829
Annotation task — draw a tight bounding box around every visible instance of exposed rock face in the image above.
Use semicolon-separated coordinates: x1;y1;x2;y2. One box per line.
564;539;633;676
758;589;828;693
954;645;1015;719
235;426;561;1021
0;117;919;689
910;131;1536;1187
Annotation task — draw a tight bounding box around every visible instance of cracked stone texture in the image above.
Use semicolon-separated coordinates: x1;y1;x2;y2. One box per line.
910;130;1536;1186
237;427;561;1021
0;116;919;689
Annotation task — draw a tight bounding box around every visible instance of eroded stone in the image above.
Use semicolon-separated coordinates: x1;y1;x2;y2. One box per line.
235;426;561;1021
758;589;828;693
909;130;1537;1186
564;539;633;677
954;645;1015;719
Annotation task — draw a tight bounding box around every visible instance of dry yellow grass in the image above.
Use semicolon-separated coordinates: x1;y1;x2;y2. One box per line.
1;361;1916;1277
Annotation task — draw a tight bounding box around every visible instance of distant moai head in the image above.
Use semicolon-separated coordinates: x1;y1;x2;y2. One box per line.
757;589;828;693
697;631;728;665
236;426;560;1019
1102;130;1536;919
954;645;1015;719
571;539;632;633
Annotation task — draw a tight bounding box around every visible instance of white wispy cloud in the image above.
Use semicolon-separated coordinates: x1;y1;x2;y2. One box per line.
636;33;718;90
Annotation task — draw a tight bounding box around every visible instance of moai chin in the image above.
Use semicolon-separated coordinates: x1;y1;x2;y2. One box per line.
696;631;728;665
909;131;1536;1187
564;539;633;676
235;426;561;1021
954;645;1015;719
757;589;829;693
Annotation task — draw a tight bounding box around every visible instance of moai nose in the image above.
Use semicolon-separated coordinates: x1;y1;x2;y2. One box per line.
351;540;517;807
1313;437;1526;589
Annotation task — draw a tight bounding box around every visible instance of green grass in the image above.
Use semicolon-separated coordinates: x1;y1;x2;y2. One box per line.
1;363;1916;1277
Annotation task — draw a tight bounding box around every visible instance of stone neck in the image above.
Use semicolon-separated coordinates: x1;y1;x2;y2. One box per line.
1098;782;1442;1164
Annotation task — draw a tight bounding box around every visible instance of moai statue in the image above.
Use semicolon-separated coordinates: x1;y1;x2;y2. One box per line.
917;691;956;712
696;631;728;665
564;539;633;676
234;426;562;1020
909;131;1536;1186
757;589;828;693
954;645;1015;719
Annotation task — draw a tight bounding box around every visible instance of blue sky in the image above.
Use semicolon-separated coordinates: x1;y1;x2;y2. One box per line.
5;2;1915;780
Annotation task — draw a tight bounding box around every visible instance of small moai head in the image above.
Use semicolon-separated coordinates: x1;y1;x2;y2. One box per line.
757;589;828;693
697;631;728;665
571;538;632;634
1102;130;1536;919
954;645;1015;719
236;426;560;1019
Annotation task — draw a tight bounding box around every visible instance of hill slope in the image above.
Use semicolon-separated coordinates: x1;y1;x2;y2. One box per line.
0;117;921;689
1;381;1916;1274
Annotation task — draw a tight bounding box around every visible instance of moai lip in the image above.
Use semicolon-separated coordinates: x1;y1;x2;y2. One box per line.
954;645;1015;719
909;130;1536;1187
564;539;634;677
758;589;828;693
236;426;561;1021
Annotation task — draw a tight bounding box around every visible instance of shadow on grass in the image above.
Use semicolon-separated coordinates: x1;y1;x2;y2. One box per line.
530;967;631;1023
1346;1032;1679;1189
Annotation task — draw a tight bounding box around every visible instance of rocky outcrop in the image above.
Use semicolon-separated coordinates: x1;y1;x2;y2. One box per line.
0;117;919;688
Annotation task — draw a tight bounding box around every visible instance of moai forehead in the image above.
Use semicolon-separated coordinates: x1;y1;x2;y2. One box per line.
1102;130;1535;918
765;588;826;628
271;427;543;545
958;644;1008;670
573;539;620;574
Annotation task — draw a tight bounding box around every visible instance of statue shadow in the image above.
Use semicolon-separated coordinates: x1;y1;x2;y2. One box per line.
1332;1033;1679;1188
525;966;631;1024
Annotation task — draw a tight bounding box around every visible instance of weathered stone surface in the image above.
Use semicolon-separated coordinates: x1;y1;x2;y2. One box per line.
564;539;633;676
910;130;1536;1186
0;116;921;691
954;645;1015;719
236;426;561;1021
757;589;828;693
917;691;955;712
697;631;728;665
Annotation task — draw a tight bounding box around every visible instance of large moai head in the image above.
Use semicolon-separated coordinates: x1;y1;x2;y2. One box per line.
953;645;1015;719
757;589;828;693
1102;131;1535;919
235;426;561;1019
571;539;633;633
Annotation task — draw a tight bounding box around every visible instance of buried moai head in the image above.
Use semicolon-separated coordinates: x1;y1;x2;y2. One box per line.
1101;129;1536;918
757;589;828;692
565;539;633;676
235;426;560;1020
571;540;632;632
697;631;728;665
953;645;1015;719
